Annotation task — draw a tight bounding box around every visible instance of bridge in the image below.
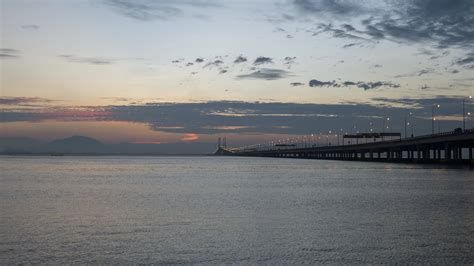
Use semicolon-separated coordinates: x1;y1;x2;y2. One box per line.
215;129;474;165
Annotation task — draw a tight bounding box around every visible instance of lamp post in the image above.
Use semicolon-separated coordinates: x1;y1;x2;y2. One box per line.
432;104;440;134
382;117;389;141
463;96;472;131
339;128;344;145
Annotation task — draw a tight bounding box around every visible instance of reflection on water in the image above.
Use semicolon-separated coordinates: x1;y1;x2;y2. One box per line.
1;156;473;264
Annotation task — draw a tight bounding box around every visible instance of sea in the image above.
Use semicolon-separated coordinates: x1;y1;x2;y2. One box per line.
1;156;473;264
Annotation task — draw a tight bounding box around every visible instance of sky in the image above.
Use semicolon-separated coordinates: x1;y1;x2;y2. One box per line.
1;0;473;148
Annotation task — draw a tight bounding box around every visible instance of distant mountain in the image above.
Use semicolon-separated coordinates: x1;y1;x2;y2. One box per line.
45;136;105;154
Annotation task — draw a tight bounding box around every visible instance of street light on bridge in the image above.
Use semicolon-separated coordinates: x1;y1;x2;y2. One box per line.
432;104;440;134
404;111;413;138
463;96;472;131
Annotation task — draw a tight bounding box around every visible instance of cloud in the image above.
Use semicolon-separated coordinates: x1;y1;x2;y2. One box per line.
0;48;20;59
103;0;220;21
59;55;113;65
181;133;199;141
195;58;204;63
353;81;400;90
204;59;224;68
236;68;291;80
291;0;474;52
293;0;367;16
309;79;337;87
21;24;40;30
455;53;474;69
283;56;296;68
394;68;437;78
290;82;305;86
313;23;367;40
2;98;466;135
233;55;247;64
309;79;400;90
0;54;19;58
0;97;54;106
253;56;273;65
0;48;20;53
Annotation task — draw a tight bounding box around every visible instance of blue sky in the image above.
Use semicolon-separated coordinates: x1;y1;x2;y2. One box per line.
1;0;473;145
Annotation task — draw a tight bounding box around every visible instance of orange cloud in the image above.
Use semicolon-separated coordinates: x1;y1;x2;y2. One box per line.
181;133;199;141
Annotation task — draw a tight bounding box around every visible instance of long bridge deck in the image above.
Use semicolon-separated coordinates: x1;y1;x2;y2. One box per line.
217;129;474;165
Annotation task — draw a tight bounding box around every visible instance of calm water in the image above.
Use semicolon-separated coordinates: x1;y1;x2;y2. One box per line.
1;156;473;264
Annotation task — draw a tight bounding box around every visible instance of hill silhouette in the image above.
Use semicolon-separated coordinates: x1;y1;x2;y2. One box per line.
46;136;105;154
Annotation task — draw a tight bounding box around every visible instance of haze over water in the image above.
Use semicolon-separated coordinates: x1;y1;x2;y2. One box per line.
1;156;473;264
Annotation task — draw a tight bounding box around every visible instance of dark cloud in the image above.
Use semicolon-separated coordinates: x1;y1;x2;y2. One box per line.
309;79;400;90
102;0;220;21
0;48;20;59
253;56;273;65
342;43;357;48
293;0;366;16
455;52;474;69
309;79;337;87
204;59;224;68
290;82;305;86
394;68;437;78
219;69;228;74
353;81;400;90
236;68;291;80
292;0;474;53
283;56;296;68
370;1;473;49
186;62;194;66
21;24;40;30
0;48;20;53
0;54;19;58
313;23;366;40
59;55;112;65
1;98;466;135
233;55;247;64
195;58;204;63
